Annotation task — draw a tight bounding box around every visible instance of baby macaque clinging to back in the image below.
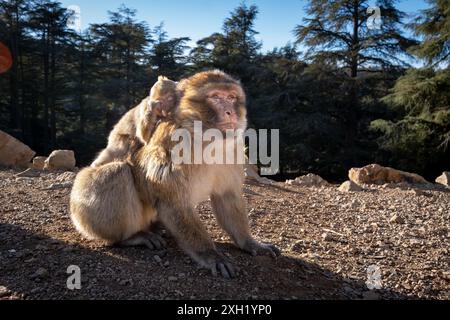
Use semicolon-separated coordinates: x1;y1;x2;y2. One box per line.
91;76;178;168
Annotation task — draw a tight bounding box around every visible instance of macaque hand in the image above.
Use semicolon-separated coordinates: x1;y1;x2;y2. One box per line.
148;100;169;118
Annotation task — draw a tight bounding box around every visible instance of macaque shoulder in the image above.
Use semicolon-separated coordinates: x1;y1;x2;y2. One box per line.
111;106;140;137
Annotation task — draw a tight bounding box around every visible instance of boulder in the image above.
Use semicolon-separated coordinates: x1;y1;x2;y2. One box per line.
44;150;76;171
349;164;428;185
32;156;47;170
0;130;35;167
435;172;450;188
286;173;330;187
338;180;363;192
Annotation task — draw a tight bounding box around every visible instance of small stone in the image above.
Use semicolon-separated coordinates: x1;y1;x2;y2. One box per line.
32;156;47;170
62;246;74;252
389;214;404;224
168;276;178;282
322;232;334;242
153;255;162;263
435;172;450;187
440;271;450;281
44;182;73;190
291;240;307;252
338;180;363;192
163;261;170;267
31;268;48;279
408;189;425;196
362;291;380;300
119;279;133;286
56;171;77;182
30;288;42;294
288;174;330;187
0;286;11;298
15;168;41;178
35;244;48;251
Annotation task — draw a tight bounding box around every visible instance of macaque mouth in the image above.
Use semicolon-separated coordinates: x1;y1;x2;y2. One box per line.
217;122;238;130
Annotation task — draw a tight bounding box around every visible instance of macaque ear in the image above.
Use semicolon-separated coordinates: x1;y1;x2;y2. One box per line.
158;75;168;81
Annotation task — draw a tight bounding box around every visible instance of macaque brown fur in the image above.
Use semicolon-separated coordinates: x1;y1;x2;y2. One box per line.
70;70;280;278
91;76;178;168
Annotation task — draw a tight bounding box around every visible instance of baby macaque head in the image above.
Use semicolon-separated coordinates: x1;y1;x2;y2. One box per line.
148;76;178;117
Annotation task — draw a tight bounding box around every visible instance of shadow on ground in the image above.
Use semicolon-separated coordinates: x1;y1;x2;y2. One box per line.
0;223;414;300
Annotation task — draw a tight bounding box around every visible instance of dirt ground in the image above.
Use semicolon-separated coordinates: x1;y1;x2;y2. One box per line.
0;168;449;300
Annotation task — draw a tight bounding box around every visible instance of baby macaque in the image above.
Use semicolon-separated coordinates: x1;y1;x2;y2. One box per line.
91;76;178;167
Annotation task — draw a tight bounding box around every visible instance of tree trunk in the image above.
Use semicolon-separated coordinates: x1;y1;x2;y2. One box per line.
78;40;86;135
50;32;57;150
351;0;359;79
43;30;50;153
8;13;20;135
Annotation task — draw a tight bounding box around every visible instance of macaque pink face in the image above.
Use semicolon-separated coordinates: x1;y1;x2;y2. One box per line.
207;89;239;131
151;93;177;117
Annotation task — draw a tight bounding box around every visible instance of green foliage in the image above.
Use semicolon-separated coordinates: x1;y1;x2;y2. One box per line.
189;3;261;82
371;67;450;178
150;23;190;79
0;0;448;181
382;68;450;115
409;0;450;66
294;0;417;76
371;0;450;180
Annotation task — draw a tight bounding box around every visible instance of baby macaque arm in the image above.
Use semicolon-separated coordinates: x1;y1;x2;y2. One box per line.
137;99;161;144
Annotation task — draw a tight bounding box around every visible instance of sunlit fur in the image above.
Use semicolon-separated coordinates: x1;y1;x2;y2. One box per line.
91;76;178;168
70;70;279;277
176;70;247;131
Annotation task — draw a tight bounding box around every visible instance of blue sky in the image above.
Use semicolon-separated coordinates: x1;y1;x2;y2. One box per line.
59;0;430;52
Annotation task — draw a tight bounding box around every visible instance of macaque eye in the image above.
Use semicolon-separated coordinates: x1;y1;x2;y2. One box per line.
227;95;236;101
211;94;220;100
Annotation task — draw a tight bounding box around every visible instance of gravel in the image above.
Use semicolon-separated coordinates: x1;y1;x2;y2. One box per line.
0;168;449;300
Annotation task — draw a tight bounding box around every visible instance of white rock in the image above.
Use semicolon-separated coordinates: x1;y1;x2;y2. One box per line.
44;150;76;171
288;174;330;187
338;180;363;192
245;164;274;185
0;130;35;167
435;172;450;187
32;156;47;170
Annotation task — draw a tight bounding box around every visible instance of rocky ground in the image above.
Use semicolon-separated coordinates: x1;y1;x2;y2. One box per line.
0;168;449;300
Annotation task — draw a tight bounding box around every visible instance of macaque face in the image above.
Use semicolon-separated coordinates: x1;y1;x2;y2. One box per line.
206;89;240;131
151;92;177;117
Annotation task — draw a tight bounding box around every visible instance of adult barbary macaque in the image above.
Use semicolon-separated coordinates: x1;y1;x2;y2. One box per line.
91;76;178;168
70;70;280;278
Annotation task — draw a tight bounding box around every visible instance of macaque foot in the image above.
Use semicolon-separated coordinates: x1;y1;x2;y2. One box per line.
149;221;171;238
196;250;236;279
119;231;167;250
242;240;281;258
